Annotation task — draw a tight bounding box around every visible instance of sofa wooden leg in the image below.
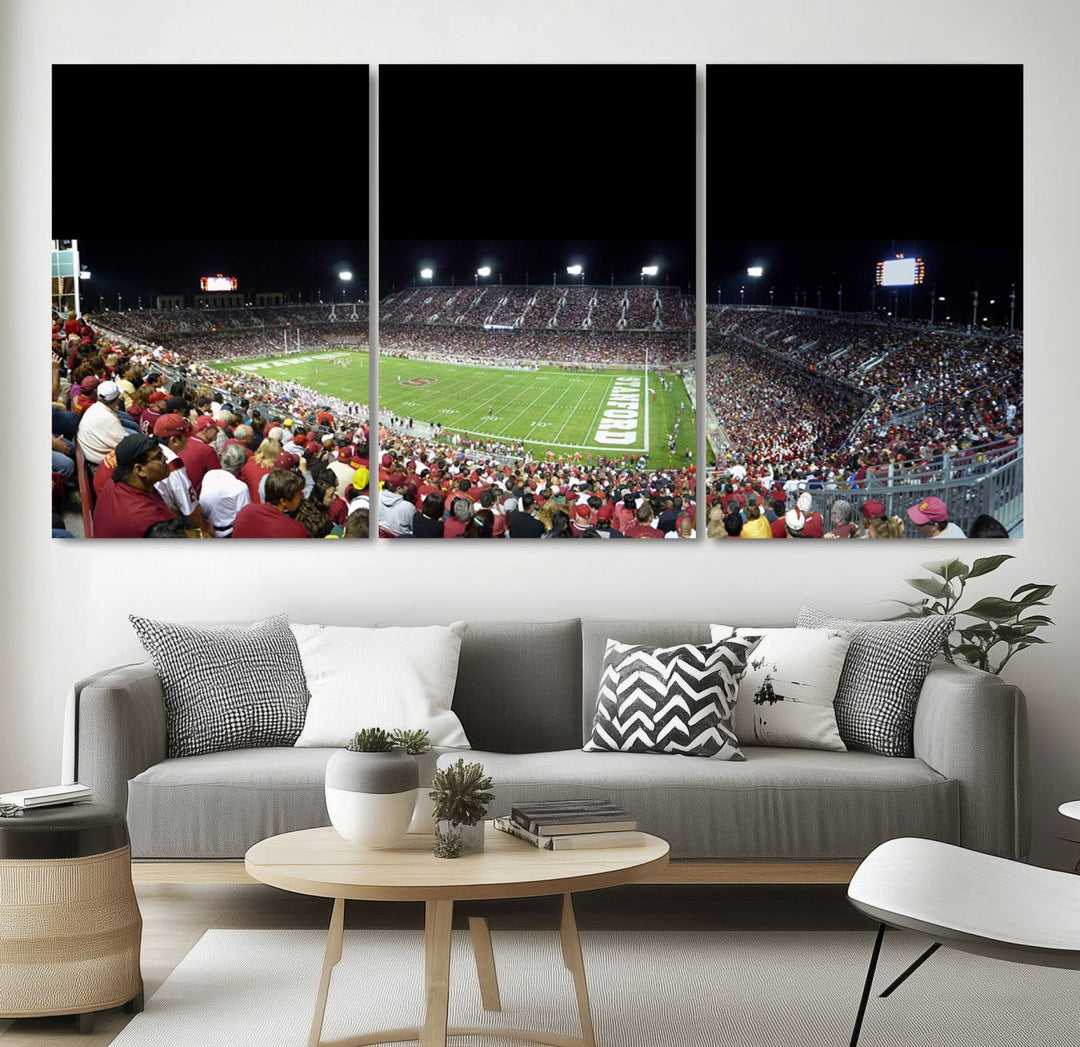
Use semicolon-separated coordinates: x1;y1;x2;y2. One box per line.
124;988;145;1014
75;1010;96;1034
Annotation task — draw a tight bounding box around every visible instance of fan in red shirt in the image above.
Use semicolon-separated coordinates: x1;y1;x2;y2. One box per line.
232;469;308;538
92;434;176;539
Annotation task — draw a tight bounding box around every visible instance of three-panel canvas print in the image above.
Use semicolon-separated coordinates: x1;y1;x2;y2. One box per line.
50;64;1022;541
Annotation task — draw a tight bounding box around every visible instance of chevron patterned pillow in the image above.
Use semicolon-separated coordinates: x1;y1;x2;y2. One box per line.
583;636;759;759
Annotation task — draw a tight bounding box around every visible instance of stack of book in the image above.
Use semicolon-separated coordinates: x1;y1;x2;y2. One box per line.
494;799;638;850
0;783;92;810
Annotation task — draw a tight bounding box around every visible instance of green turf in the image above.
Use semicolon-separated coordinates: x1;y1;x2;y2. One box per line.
209;350;695;468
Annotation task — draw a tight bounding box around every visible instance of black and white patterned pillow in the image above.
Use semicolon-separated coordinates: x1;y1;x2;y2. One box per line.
129;614;310;758
797;606;955;757
584;636;758;760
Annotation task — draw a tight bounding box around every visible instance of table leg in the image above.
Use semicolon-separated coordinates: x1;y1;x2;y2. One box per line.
469;915;502;1011
307;896;345;1047
421;899;454;1047
559;894;595;1047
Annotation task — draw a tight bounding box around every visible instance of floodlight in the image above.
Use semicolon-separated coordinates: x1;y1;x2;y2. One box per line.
476;266;491;278
339;271;353;281
420;268;433;279
79;270;91;280
566;265;582;276
641;266;659;276
747;266;763;278
938;296;946;301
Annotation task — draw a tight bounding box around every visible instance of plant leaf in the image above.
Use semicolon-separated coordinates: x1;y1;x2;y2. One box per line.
967;554;1014;578
959;623;995;638
960;597;1024;622
924;558;969;581
1019;614;1054;627
1016;584;1056;605
906;577;952;599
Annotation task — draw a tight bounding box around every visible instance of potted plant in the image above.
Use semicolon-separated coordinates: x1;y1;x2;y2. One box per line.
430;758;494;856
324;728;430;849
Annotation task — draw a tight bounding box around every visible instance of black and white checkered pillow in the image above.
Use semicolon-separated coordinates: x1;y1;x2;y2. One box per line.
129;614;310;758
584;636;758;760
797;606;955;757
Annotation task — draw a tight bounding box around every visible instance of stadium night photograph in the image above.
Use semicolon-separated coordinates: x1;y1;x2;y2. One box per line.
50;238;371;539
705;64;1022;541
378;64;697;540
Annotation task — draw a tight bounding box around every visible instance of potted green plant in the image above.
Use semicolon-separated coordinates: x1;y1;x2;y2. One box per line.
429;758;494;856
889;555;1054;675
324;728;430;849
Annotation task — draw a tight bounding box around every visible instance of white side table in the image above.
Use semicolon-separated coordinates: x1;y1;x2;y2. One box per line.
1057;800;1080;873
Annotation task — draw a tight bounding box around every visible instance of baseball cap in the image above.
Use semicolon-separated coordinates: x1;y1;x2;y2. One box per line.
153;413;191;438
81;375;101;393
907;496;949;525
273;451;301;470
861;499;886;519
785;509;805;533
97;380;121;403
797;492;813;513
114;432;159;469
351;466;370;491
305;440;322;455
193;416;218;433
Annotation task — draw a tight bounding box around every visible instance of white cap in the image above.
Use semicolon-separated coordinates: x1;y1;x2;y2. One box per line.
97;380;121;403
785;508;805;533
797;492;813;513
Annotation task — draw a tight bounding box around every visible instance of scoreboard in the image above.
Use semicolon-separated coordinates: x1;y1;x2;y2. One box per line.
876;255;925;287
200;274;238;292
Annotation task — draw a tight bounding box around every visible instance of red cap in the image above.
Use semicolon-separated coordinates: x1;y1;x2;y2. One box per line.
193;416;218;433
153;413;191;438
81;375;101;392
305;440;322;455
273;451;301;470
907;496;949;524
148;390;169;404
861;499;886;518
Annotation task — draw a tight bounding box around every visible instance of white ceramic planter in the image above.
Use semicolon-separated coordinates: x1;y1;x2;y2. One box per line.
325;750;418;849
408;749;440;834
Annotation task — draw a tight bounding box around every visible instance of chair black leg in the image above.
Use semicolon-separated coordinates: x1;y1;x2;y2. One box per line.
849;923;886;1047
879;942;941;998
75;1010;96;1034
123;988;145;1014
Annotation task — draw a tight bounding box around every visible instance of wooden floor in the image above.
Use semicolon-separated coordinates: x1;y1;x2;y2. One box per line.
0;881;868;1044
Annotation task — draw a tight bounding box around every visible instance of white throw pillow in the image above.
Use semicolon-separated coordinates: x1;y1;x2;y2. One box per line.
291;622;471;748
709;625;849;752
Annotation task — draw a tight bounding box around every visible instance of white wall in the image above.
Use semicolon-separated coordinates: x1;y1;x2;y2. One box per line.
3;0;1078;866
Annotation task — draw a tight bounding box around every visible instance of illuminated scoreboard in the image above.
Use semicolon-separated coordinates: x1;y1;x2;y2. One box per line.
200;274;238;292
876;255;925;287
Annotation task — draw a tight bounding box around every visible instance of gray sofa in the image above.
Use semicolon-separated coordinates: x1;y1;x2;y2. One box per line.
63;618;1030;865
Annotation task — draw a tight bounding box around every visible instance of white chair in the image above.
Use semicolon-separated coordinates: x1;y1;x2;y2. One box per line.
846;837;1080;1047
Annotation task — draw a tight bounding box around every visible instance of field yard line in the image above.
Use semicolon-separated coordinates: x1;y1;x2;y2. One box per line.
434;369;527;414
498;378;568;433
399;368;525;415
551;374;608;443
439;370;535;419
643;372;650;453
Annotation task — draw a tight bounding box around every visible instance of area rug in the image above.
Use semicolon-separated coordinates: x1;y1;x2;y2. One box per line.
112;928;1078;1046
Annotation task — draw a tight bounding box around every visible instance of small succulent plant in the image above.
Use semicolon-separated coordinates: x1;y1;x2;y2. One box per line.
432;824;464;859
389;728;432;755
347;728;395;753
429;759;494;827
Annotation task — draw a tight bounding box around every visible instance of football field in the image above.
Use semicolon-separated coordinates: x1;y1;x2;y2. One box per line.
211;350;695;468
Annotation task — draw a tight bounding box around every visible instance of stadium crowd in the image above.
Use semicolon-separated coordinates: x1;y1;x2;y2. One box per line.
379;285;688;330
51;310;371;539
705;307;1024;508
375;426;696;539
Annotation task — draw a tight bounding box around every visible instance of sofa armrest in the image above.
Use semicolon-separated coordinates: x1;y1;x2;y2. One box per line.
65;662;167;816
913;660;1030;859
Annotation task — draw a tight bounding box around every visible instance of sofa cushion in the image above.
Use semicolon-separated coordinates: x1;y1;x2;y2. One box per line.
468;747;958;861
128;747;335;859
453;619;582;753
581;620;713;742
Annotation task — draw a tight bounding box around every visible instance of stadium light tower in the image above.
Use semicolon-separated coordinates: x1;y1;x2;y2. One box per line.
567;265;584;284
641;265;659;285
339;271;353;300
420;267;433;289
475;266;491;285
747;266;762;304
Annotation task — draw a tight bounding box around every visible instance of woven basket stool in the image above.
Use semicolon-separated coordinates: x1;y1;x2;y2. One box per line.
0;804;143;1034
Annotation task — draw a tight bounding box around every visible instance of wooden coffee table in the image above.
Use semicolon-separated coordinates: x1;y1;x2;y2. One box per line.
245;823;669;1047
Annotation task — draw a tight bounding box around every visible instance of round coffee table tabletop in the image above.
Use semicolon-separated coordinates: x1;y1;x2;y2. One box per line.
245;823;669;1047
